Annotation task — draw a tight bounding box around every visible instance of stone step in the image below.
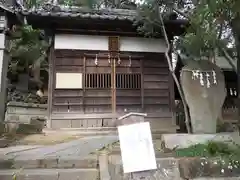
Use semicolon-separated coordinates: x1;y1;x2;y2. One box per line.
0;155;98;169
43;128;165;139
0;168;99;180
44;127;117;132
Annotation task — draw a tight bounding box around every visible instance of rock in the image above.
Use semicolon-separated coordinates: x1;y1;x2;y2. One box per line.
30;117;46;131
16;124;41;134
162;133;240;150
5;122;19;135
217;122;239;133
178;157;240;179
181;60;226;133
0;122;5;135
0;139;12;148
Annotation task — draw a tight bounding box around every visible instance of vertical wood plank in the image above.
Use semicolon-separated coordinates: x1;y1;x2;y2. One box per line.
109;36;120;116
169;71;175;125
47;36;54;128
83;56;86;113
141;59;145;111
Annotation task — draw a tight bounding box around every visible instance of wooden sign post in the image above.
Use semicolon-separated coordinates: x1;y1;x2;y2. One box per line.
117;112;157;179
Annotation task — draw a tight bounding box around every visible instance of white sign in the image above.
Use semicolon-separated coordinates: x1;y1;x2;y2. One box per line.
118;122;157;173
55;73;82;89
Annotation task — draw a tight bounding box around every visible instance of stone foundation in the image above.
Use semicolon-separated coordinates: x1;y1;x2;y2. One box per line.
5;101;47;124
4;102;47;134
106;155;240;180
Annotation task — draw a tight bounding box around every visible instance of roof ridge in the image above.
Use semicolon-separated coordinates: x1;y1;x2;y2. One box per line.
0;2;14;13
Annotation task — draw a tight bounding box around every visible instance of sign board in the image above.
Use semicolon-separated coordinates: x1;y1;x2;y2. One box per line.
118;122;157;173
55;73;82;89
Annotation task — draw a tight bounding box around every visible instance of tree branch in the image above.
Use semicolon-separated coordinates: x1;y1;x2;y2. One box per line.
219;47;237;73
157;6;192;134
218;23;223;40
172;7;190;20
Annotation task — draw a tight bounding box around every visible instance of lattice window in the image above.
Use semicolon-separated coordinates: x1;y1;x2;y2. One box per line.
85;73;111;89
116;73;141;89
85;73;141;89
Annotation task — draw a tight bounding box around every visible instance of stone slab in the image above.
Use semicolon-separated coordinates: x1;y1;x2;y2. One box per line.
57;155;98;169
0;145;42;156
108;157;180;180
0;136;117;169
0;155;98;169
0;169;99;180
178;157;240;179
107;156;240;180
162;132;240;149
58;169;99;180
4;136;118;159
0;169;59;180
193;178;240;180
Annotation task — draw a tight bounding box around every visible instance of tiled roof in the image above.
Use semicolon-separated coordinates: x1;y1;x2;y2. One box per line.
19;5;137;21
0;2;14;13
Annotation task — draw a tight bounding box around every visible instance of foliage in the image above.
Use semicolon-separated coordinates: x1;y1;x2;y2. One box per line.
10;25;49;67
175;141;240;167
9;25;49;79
135;0;239;65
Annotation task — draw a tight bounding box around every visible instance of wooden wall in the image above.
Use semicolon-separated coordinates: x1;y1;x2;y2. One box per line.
49;50;174;129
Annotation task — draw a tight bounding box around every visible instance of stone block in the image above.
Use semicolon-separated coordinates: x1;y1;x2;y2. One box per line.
162;133;240;150
30;117;46;129
0;139;12;148
40;158;58;168
12;159;41;169
153;158;180;180
58;169;99;180
16;124;40;134
178;157;240;179
0;122;5;134
57;155;98;169
108;157;180;180
5;102;47;125
99;154;111;180
5;122;19;134
193;178;240;180
0;169;58;180
0;159;13;169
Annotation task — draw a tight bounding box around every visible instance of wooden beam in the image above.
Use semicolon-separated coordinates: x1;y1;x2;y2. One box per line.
83;55;86;113
140;59;144;111
109;36;120;115
47;36;54;128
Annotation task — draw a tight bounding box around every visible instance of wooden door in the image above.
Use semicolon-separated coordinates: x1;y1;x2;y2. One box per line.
115;55;142;114
84;54;112;113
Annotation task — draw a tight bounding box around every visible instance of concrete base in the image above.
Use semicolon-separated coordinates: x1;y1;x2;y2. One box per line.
161;132;240;149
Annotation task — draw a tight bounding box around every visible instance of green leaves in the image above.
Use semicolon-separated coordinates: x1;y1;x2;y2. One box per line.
135;0;239;62
9;25;49;75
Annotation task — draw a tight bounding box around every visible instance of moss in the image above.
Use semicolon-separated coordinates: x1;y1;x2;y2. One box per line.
175;141;240;168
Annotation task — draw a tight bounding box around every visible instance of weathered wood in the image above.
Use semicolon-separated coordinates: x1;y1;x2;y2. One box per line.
51;49;174;128
47;41;54;128
141;59;145;110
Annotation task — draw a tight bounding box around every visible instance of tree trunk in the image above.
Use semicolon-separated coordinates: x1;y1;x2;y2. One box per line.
231;16;240;132
33;60;41;84
158;7;192;133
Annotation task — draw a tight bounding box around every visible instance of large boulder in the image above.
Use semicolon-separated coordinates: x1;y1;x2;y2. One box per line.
180;60;226;133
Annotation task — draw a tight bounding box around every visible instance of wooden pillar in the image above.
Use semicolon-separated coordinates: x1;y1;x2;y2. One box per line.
140;59;144;111
108;36;119;115
0;13;10;122
46;31;54;128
